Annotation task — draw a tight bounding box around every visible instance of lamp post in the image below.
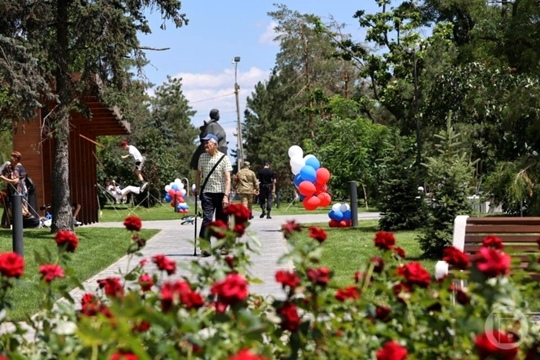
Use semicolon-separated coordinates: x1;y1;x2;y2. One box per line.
233;56;244;169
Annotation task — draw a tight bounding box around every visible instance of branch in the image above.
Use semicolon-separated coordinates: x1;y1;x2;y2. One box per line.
138;46;170;51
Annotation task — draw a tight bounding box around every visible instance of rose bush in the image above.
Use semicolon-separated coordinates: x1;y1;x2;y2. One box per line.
0;204;539;358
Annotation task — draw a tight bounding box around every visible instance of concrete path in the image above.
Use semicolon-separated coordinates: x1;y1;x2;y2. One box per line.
74;211;380;302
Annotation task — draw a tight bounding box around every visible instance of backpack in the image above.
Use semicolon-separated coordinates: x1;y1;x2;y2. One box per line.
25;175;35;195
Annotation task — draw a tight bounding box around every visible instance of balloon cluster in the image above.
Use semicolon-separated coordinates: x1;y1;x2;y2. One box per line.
288;145;332;211
164;179;189;213
328;203;352;227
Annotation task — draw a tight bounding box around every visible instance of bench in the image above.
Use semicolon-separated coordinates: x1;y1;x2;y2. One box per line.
435;215;540;279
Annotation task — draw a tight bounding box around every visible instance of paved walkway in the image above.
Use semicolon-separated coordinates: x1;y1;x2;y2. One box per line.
76;211;380;302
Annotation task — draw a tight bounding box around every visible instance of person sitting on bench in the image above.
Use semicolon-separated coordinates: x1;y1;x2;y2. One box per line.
105;179;141;204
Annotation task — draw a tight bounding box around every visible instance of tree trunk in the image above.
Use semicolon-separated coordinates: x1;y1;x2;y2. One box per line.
51;0;73;232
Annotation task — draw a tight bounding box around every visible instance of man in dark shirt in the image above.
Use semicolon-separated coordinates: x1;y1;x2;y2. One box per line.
257;160;276;219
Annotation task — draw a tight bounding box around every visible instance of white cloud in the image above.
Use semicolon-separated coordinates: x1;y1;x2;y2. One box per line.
259;21;279;45
146;66;271;158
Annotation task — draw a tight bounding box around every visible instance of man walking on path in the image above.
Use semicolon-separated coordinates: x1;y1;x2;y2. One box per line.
195;134;232;256
258;160;276;219
233;161;258;219
120;140;147;192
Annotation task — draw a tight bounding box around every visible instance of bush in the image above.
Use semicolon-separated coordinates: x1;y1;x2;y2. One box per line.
1;205;540;359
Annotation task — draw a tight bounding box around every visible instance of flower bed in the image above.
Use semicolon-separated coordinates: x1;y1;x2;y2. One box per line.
0;204;539;359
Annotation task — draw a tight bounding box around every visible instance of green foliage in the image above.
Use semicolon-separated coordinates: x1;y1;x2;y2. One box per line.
2;215;540;358
378;133;427;231
312;115;391;204
418;117;475;258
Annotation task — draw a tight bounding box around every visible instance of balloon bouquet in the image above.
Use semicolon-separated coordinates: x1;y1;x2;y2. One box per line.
163;178;189;213
288;145;332;211
328;202;353;228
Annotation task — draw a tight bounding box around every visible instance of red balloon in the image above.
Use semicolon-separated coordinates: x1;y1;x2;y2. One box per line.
329;219;340;228
317;192;332;207
298;180;316;197
303;195;321;211
316;168;331;185
339;220;348;227
168;189;176;197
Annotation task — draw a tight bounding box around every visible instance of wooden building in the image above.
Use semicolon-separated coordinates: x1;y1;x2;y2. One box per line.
12;95;129;225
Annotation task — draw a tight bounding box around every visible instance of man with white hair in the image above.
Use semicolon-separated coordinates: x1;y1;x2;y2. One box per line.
194;133;232;256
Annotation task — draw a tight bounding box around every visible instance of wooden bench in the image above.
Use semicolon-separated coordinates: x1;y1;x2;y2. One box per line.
435;215;540;279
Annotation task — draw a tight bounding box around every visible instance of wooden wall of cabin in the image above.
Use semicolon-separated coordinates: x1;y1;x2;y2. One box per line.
13;110;100;225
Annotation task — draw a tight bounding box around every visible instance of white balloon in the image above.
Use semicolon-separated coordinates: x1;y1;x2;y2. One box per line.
164;185;171;192
288;145;303;159
174;178;182;184
332;203;342;212
340;203;350;212
303;154;316;162
181;189;186;197
290;156;305;175
178;183;184;190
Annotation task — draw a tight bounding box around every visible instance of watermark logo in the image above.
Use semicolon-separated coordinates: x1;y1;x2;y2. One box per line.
485;309;529;350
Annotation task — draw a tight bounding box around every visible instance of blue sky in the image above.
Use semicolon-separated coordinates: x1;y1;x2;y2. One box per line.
139;1;382;152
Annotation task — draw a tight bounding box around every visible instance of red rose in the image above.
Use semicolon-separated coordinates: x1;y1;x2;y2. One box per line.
376;340;408;360
39;264;64;283
110;350;138;360
473;247;511;277
229;349;269;360
281;220;302;239
374;231;395;251
375;305;391;321
277;302;301;331
335;285;361;302
132;320;151;333
483;235;504;249
80;293;101;317
152;254;177;275
306;267;331;286
225;203;251;224
397;262;431;288
371;256;385;273
209;219;228;239
0;252;24;278
450;284;470;305
97;277;124;298
275;270;301;289
393;246;406;258
123;215;142;231
138;273;154;291
55;230;79;252
233;223;246;237
308;226;327;243
442;247;470;270
211;273;249;306
475;330;518;360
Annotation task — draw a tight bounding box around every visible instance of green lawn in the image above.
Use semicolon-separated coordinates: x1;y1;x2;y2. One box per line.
0;226;158;320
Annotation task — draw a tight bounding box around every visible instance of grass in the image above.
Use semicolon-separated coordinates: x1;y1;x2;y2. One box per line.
293;220;436;288
0;226;158;320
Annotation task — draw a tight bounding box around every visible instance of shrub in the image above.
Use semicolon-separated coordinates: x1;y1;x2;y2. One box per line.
0;204;539;359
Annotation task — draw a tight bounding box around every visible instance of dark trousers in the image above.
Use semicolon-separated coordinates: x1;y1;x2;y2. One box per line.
199;192;229;244
259;185;273;212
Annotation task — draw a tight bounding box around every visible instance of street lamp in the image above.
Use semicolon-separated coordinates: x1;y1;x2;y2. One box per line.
233;56;244;169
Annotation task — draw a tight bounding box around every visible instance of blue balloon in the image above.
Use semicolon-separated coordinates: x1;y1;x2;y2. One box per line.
293;174;304;187
343;209;352;221
299;165;316;183
329;210;344;221
305;157;320;170
164;194;172;202
299;194;305;201
176;204;182;210
171;184;179;191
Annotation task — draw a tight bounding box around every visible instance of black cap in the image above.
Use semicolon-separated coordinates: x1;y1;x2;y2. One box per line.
209;109;220;120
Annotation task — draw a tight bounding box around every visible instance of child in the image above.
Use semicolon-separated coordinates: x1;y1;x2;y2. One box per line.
120;141;147;191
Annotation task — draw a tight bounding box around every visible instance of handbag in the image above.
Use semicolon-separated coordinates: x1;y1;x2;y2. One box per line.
199;154;226;199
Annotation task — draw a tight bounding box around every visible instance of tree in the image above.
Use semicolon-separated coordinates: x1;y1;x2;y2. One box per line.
0;1;188;231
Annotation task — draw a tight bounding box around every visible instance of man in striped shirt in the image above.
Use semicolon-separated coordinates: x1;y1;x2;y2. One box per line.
195;134;232;256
